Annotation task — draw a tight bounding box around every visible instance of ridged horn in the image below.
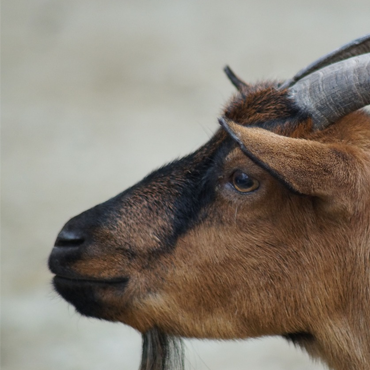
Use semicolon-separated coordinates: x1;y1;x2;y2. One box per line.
281;34;370;89
288;53;370;130
224;65;249;91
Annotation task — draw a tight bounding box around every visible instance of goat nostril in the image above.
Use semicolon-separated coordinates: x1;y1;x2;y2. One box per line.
55;230;85;248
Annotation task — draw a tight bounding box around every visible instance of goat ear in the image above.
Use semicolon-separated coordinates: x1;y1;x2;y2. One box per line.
219;118;358;198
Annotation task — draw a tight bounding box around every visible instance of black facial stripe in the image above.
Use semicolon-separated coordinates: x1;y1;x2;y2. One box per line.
148;138;228;256
170;159;216;239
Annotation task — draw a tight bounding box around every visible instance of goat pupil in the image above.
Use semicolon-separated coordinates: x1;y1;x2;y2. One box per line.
232;171;257;192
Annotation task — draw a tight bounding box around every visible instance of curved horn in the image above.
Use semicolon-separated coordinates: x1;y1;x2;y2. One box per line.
288;53;370;130
224;65;249;91
281;34;370;89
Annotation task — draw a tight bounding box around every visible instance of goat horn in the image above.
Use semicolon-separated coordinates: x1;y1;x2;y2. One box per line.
288;53;370;130
281;34;370;89
224;65;249;91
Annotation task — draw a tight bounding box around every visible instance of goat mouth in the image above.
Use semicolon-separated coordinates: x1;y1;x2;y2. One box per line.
53;275;129;286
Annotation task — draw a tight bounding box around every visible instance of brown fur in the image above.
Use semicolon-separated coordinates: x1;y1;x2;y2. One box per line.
225;83;300;125
49;83;370;370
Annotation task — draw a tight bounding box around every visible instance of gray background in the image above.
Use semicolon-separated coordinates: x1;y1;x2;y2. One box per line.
2;1;369;369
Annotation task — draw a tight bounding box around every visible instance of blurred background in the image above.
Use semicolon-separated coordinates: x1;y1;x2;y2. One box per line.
2;1;369;369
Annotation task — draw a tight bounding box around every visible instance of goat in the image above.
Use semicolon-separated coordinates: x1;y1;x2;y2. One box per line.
49;35;370;370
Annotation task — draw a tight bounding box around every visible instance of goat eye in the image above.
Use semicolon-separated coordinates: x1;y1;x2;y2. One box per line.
231;170;259;193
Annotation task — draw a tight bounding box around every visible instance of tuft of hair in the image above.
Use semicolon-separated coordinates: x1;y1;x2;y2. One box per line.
140;328;185;370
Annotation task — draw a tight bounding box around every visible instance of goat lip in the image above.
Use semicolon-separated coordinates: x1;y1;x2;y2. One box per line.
53;275;129;286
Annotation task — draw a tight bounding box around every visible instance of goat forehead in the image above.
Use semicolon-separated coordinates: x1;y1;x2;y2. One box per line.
224;82;308;132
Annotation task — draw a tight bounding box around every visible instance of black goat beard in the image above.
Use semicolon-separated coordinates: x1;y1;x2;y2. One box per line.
140;328;184;370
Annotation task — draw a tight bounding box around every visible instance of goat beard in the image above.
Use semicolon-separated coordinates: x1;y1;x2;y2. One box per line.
140;328;185;370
